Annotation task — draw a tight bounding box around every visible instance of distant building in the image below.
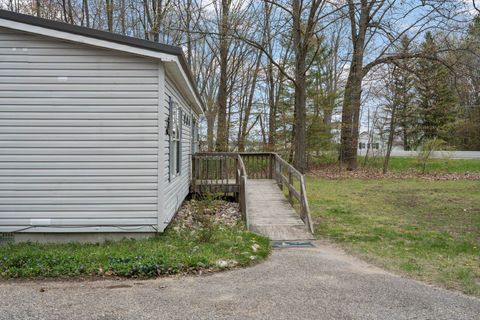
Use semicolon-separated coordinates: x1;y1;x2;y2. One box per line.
357;131;404;156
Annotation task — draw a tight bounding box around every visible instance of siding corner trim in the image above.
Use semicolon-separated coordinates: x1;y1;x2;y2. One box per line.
157;62;166;232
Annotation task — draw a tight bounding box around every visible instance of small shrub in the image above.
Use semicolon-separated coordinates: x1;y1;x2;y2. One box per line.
416;138;449;174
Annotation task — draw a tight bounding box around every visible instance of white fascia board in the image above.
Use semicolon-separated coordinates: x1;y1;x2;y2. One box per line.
164;60;204;116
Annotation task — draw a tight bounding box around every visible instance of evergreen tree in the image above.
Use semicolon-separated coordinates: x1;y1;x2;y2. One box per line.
305;35;336;157
390;36;418;150
451;16;480;150
415;32;457;144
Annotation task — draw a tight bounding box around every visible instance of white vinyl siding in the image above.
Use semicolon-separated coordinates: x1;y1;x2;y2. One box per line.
162;73;194;225
0;27;160;233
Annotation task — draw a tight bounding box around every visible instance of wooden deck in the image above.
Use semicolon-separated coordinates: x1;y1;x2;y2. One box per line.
191;152;314;241
247;180;313;240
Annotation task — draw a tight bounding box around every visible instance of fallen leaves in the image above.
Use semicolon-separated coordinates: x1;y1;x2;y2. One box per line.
174;200;241;230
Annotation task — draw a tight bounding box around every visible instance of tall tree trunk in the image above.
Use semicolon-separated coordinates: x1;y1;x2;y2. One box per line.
402;119;409;150
61;0;68;22
226;86;234;142
340;1;369;170
67;0;74;24
120;0;126;35
238;51;262;152
106;0;114;32
82;0;90;27
206;105;216;152
35;0;41;17
264;2;277;152
292;0;307;173
340;65;363;170
215;0;230;151
259;114;267;149
267;60;276;151
185;0;193;66
383;103;397;174
289;104;296;164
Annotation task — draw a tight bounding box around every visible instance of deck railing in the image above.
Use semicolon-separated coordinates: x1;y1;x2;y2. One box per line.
239;152;274;179
236;154;248;223
272;154;314;233
191;153;239;193
191;152;313;233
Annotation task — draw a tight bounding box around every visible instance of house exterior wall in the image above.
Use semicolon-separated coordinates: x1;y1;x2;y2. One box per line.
0;27;196;235
161;73;197;229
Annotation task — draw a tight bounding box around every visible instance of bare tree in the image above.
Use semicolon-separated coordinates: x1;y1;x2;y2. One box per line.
142;0;171;41
214;0;231;151
237;0;330;172
105;0;113;31
339;0;467;170
81;0;90;27
61;0;74;24
473;0;480;14
34;0;40;17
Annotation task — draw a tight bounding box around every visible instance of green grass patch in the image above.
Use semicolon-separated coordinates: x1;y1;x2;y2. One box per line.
310;155;480;173
0;217;269;279
362;156;480;173
307;176;480;296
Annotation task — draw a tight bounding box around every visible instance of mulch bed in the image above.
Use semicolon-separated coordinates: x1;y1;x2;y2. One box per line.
173;200;241;229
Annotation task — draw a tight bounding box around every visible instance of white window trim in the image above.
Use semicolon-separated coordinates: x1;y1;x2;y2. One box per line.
169;97;182;181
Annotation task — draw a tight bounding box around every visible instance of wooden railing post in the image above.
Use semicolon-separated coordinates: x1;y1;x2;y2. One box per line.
300;175;314;234
192;156;197;194
268;154;273;179
288;170;293;205
277;156;283;191
274;156;280;188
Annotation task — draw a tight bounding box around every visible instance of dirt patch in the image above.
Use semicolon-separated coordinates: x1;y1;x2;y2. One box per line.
405;195;419;208
173;200;241;229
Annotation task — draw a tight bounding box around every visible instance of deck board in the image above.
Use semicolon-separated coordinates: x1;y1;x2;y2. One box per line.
247;179;313;240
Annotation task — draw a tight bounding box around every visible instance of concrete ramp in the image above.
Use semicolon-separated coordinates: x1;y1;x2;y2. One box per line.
247;180;313;240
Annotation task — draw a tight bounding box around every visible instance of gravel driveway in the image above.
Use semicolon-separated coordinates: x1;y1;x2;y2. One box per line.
1;241;479;320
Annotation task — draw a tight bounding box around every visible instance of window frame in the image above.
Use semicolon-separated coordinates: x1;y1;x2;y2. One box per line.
168;97;182;181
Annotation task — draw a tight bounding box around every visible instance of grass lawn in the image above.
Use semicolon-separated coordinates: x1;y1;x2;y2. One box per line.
362;156;480;173
307;176;480;296
310;155;480;174
0;202;270;279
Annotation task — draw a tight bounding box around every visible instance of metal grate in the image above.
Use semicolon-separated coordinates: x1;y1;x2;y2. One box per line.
0;233;14;245
272;241;314;248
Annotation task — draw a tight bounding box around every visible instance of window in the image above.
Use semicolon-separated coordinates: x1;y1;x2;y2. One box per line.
363;142;380;150
169;97;182;180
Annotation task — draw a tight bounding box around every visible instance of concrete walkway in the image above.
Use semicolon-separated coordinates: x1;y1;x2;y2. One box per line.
247;179;313;240
1;241;479;320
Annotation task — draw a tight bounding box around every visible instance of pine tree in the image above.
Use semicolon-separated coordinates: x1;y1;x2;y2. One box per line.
305;35;335;158
452;16;480;150
415;32;457;144
390;36;418;150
